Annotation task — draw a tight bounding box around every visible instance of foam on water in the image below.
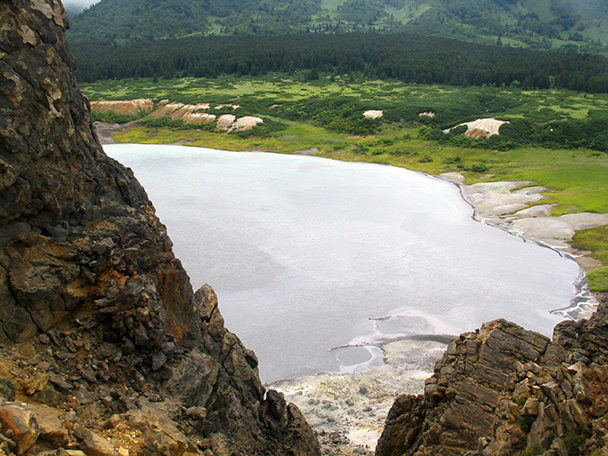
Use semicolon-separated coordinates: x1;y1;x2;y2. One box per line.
551;269;598;320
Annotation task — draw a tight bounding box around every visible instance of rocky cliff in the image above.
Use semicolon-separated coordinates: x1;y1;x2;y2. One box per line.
376;296;608;456
0;1;319;455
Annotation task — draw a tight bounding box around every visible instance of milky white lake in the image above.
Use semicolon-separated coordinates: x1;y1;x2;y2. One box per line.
106;144;581;383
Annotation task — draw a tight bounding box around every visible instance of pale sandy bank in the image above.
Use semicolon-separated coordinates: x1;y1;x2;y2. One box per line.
440;172;608;272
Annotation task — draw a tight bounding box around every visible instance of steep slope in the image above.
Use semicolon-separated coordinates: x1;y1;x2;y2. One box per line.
67;0;608;54
0;1;319;455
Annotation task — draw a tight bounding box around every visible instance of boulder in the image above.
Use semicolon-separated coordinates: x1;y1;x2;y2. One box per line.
23;404;69;447
0;404;40;455
74;427;118;456
119;409;193;456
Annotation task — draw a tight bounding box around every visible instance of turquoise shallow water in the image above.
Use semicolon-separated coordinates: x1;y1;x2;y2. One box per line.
106;144;581;383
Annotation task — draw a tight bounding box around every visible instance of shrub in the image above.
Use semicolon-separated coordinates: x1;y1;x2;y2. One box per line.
141;116;181;128
487;135;517;150
564;432;584;456
233;129;255;138
448;135;477;148
471;163;489;173
90;111;140;124
418;126;446;141
443;155;462;164
449;124;468;136
522;444;543;456
521;414;536;433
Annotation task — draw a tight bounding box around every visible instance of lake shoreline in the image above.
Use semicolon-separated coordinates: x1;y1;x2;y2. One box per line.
440;172;608;273
438;172;604;320
99;126;606;456
270;338;449;455
95;122;608;281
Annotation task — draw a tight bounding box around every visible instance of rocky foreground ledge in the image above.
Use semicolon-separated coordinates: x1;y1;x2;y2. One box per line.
0;1;318;455
376;295;608;456
0;286;319;456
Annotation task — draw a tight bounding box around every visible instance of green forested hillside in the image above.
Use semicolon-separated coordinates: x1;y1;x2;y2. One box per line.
67;0;319;44
71;32;608;94
68;0;608;54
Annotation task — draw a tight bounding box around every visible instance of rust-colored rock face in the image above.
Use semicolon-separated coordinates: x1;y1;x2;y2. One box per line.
376;300;608;456
0;0;196;346
0;1;319;455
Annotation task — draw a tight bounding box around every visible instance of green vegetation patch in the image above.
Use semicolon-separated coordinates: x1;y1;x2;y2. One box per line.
509;164;608;215
522;444;544;456
564;431;584;456
90;111;142;124
573;226;608;265
586;267;608;293
573;226;608;292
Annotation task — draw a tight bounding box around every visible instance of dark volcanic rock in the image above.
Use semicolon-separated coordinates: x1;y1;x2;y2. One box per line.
0;1;319;455
376;300;608;456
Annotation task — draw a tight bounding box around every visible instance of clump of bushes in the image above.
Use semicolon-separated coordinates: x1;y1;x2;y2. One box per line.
521;414;536;433
418;117;608;153
564;431;584;456
443;155;462;165
471;163;489;173
90;111;140;124
522;444;543;456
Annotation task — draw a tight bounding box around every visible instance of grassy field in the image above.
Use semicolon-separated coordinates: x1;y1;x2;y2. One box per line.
82;74;608;121
81;75;608;291
573;226;608;292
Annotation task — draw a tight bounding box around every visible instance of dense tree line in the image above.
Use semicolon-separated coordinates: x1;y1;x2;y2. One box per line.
72;32;608;92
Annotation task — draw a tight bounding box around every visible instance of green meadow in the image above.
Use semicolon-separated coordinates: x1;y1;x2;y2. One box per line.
81;75;608;291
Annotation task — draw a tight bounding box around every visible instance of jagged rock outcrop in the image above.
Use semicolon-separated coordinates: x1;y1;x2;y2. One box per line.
376;297;608;456
0;1;319;455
